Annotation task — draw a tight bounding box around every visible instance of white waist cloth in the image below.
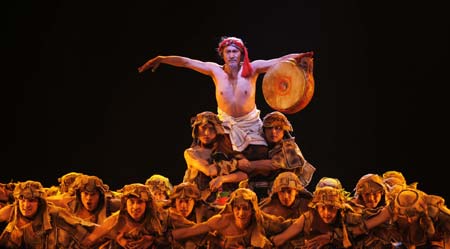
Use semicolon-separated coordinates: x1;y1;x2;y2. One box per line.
217;107;267;152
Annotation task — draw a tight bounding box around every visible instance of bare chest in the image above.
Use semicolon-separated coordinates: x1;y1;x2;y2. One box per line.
218;79;254;96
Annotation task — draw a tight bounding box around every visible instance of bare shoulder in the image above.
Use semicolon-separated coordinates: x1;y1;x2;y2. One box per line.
186;146;212;160
209;63;228;78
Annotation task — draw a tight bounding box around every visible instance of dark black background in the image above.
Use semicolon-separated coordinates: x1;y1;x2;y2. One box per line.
4;1;449;200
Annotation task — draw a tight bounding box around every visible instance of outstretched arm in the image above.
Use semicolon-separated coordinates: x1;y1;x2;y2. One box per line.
351;206;392;236
364;206;392;230
81;215;116;247
172;215;223;240
251;51;314;74
172;222;211;241
271;214;306;247
138;55;220;76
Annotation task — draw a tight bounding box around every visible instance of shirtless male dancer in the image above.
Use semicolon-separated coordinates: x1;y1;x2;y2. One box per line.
138;36;313;158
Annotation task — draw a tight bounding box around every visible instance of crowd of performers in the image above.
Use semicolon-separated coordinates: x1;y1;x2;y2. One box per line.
1;111;449;248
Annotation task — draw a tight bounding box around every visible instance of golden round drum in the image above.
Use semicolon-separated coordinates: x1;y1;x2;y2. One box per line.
262;58;314;114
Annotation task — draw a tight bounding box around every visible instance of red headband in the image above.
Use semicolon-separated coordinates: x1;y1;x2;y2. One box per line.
218;38;253;78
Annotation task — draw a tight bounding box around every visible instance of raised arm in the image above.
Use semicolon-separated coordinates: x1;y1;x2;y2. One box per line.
251;51;314;74
138;55;220;76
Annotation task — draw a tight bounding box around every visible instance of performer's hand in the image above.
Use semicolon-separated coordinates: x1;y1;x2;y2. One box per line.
126;235;155;249
116;232;130;248
270;235;285;247
301;51;314;58
138;56;161;73
80;235;96;248
304;233;332;249
209;176;223;191
294;51;314;64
